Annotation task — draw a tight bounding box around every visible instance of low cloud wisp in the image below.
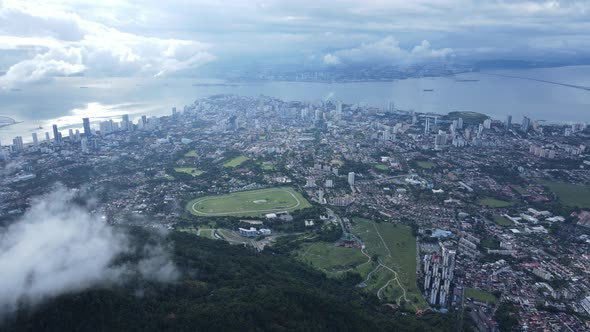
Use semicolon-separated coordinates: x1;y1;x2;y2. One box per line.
0;187;179;317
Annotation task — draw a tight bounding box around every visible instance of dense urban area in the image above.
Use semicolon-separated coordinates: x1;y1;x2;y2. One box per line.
1;94;590;331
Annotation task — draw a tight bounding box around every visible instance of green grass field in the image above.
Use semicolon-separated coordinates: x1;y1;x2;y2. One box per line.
294;218;426;311
374;164;388;171
351;218;427;310
539;180;590;208
223;155;249;168
416;161;436;169
493;216;513;227
465;288;497;304
479;197;514;208
174;167;203;176
184;150;198;157
187;187;311;217
296;242;368;273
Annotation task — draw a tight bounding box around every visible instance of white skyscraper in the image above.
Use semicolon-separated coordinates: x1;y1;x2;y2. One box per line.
348;172;355;186
424;118;431;134
45;132;50;143
32;133;38;147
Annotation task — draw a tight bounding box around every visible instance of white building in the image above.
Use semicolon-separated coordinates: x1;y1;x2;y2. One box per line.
348;172;355;186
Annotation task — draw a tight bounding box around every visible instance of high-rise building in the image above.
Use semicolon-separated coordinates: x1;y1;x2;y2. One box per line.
12;136;24;152
521;116;531;132
423;244;456;307
434;132;448;148
68;128;75;142
32;133;38;147
75;129;81;141
122;114;130;131
505;115;512;129
83;118;92;138
45;132;50;143
483;118;491;129
52;124;61;145
348;172;355;186
424;118;431;134
457;117;464;129
81;138;89;153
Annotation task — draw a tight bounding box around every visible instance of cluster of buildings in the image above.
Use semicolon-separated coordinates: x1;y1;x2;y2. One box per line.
1;94;589;330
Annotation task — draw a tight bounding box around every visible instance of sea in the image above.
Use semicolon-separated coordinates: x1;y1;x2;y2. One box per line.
1;65;590;144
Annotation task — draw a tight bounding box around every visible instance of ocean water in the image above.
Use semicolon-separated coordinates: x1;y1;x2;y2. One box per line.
1;65;590;143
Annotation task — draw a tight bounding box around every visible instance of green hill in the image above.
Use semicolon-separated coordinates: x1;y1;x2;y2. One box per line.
4;231;454;332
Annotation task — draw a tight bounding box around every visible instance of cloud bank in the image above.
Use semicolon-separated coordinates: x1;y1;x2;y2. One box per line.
0;1;215;86
324;37;453;66
0;187;178;317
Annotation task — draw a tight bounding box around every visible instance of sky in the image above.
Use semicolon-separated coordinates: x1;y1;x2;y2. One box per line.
0;0;589;86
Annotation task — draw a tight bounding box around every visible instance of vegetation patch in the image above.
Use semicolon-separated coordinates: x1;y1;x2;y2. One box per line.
223;155;249;168
465;288;497;304
373;164;388;171
479;197;514;208
174;167;203;176
493;216;513;227
187;187;311;217
351;218;427;310
538;180;590;208
443;111;489;124
184;150;198;157
416;161;436;169
296;242;368;274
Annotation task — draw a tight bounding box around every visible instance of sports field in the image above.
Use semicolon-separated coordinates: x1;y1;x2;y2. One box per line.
539;180;590;208
223;155;249;168
465;288;497;304
187;187;311;217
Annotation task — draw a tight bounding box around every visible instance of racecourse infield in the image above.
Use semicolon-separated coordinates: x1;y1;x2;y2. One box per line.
187;187;311;217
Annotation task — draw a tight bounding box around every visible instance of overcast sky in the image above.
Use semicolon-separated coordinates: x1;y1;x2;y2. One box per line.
0;0;589;85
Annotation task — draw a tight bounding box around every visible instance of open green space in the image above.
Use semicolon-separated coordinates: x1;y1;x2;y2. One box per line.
296;242;368;273
479;197;514;208
416;161;436;169
373;164;388;171
511;185;528;195
465;288;497;304
351;218;426;310
184;150;198;157
292;218;427;310
493;216;513;227
187;187;311;217
538;180;590;208
174;167;203;176
223;155;249;168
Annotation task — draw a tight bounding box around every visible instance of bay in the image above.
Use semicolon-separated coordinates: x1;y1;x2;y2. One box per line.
1;65;590;144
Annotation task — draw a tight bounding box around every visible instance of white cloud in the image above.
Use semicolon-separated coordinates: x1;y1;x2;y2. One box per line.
327;36;453;66
0;187;179;317
323;53;341;65
1;47;85;84
0;2;216;87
